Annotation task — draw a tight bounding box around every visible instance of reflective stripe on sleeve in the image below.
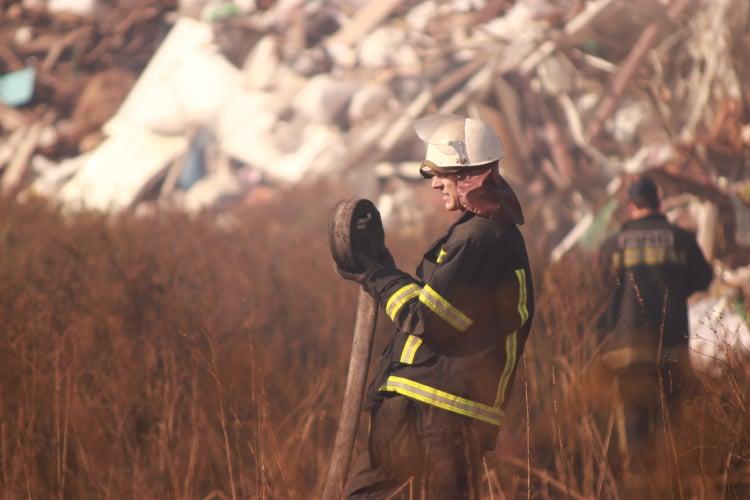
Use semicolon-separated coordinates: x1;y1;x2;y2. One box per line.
436;248;448;264
380;375;503;426
399;335;423;365
385;283;421;321
419;285;473;332
515;269;529;326
493;269;527;407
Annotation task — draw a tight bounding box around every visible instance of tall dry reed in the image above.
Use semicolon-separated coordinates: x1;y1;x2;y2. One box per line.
0;188;747;499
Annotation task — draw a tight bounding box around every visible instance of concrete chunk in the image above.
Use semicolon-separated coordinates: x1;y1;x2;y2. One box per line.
292;74;359;125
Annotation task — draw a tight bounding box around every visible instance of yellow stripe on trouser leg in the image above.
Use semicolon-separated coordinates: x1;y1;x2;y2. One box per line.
418;285;473;332
399;335;423;364
385;283;421;321
380;376;503;426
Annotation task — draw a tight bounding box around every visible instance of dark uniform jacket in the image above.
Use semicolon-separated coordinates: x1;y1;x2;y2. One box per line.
598;213;713;352
361;211;534;447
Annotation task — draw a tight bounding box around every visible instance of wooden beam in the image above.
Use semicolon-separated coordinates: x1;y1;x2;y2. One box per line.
1;122;44;196
326;0;402;48
586;0;694;141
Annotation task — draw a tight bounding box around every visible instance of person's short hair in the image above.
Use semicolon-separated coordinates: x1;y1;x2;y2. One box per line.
628;176;660;210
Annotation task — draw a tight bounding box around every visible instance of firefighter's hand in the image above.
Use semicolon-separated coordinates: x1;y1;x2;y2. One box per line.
335;252;382;283
335;264;368;283
377;245;395;268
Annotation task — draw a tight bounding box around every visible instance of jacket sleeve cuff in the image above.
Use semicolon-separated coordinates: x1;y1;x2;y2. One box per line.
362;264;416;304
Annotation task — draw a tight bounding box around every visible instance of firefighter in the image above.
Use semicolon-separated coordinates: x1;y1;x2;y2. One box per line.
596;176;713;474
337;114;534;499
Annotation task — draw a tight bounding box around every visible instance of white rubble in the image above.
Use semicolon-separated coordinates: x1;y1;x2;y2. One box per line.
292;74;360;125
46;0;98;16
242;35;282;91
348;84;397;124
216;88;282;169
105;18;241;136
690;297;750;376
57;128;187;210
28;154;89;197
358;27;420;70
181;172;244;212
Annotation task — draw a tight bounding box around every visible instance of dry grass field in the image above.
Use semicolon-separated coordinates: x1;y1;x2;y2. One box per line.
1;187;748;499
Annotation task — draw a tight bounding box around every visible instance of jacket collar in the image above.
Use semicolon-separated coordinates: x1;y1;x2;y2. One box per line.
623;212;666;228
455;168;524;225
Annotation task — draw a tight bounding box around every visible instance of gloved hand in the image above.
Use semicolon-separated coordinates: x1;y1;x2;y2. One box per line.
335;264;367;283
335;251;382;284
377;244;395;269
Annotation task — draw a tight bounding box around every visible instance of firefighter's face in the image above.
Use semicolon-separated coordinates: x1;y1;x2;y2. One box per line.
431;172;462;211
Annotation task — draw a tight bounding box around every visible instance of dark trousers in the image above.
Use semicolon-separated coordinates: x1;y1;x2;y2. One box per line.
345;396;482;499
613;354;690;473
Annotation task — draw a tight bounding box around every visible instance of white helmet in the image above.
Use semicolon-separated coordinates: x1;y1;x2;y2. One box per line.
414;114;505;176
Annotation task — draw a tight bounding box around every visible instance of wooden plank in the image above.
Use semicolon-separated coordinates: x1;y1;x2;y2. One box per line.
432;58;487;98
439;64;493;114
586;0;694;140
377;88;433;153
539;99;575;181
0;128;26;172
1;122;44;196
326;0;402;48
494;77;530;162
375;60;492;156
345;57;496;172
696;201;719;261
473;0;508;24
0;102;30;131
519;0;617;76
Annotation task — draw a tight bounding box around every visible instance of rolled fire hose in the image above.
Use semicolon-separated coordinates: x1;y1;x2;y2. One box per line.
322;199;384;500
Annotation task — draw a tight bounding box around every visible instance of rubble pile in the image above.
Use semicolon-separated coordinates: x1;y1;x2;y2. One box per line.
0;1;748;276
0;0;176;167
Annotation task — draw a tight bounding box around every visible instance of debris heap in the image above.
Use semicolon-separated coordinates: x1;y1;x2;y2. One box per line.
0;0;748;264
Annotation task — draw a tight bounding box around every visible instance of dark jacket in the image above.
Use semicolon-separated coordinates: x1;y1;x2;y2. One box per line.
361;211;534;447
597;213;713;351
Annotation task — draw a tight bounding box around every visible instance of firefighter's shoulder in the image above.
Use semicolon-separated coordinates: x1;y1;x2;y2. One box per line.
452;214;516;246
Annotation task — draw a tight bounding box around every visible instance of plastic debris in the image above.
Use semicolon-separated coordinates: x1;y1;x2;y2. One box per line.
0;68;35;107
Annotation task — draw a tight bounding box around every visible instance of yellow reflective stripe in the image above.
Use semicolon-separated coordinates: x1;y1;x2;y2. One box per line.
385;283;420;321
491;269;526;407
436;248;448;264
611;252;622;273
380;376;503;426
515;269;529;326
399;335;423;365
623;247;640;267
494;330;518;407
419;285;473;332
623;247;687;267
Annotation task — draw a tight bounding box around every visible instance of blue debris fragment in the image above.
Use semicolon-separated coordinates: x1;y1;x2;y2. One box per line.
0;67;36;107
